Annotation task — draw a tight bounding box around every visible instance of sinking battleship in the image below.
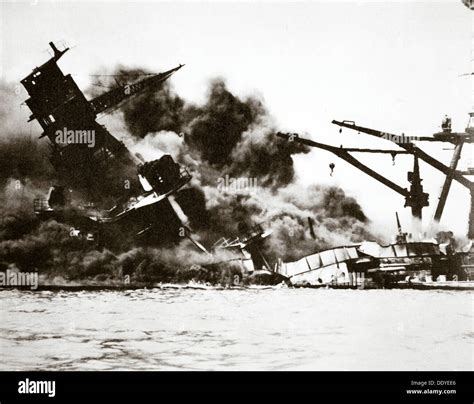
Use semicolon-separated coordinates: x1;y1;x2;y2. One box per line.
21;42;205;250
20;42;474;290
20;42;273;283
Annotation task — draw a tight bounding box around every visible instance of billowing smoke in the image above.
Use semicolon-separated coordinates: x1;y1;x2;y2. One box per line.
0;69;372;284
199;183;370;263
119;76;309;189
0;81;55;189
111;70;371;262
0;81;58;269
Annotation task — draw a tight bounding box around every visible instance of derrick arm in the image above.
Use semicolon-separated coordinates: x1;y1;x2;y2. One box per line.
276;132;409;197
332;120;474;190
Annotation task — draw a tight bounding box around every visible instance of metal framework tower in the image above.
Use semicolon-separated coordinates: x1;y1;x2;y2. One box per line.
331;118;474;237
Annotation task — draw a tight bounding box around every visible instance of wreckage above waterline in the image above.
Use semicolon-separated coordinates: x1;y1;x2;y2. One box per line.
274;127;474;288
17;41;474;290
19;42;281;278
276;237;473;289
21;42;203;247
22;42;185;200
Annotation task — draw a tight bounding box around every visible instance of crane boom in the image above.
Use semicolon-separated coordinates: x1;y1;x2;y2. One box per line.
276;133;409;197
332;120;474;190
276;132;430;219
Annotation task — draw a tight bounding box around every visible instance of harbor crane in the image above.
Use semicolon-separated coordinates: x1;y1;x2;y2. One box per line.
276;132;429;219
332;115;474;238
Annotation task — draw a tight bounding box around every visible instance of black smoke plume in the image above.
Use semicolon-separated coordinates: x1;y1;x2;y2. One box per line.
110;69;371;260
0;69;372;284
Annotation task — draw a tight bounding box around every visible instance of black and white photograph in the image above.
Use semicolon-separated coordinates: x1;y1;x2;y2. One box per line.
0;0;473;401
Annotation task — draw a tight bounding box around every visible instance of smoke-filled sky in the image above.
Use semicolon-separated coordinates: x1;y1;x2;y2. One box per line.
0;0;472;236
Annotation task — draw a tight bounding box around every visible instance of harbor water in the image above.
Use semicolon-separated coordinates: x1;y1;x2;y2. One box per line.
1;287;472;370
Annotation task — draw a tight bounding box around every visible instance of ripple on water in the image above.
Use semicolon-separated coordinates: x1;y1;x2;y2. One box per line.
0;288;472;370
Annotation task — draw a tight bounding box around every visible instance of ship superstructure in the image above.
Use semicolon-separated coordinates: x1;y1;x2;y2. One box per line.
22;42;198;247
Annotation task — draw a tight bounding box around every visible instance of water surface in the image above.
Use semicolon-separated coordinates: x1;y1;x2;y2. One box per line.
1;287;472;370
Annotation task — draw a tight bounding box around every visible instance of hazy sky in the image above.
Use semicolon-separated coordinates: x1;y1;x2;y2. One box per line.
1;0;472;236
